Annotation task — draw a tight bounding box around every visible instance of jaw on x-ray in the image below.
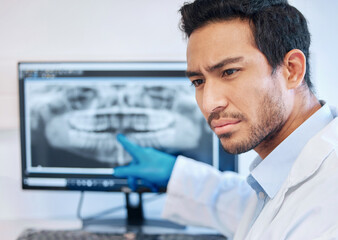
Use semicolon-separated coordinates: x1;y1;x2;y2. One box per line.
28;82;205;167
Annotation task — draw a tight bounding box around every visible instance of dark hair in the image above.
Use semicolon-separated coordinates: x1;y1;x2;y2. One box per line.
179;0;312;90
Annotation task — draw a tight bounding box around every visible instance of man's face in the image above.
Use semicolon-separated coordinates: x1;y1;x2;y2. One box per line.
186;19;290;154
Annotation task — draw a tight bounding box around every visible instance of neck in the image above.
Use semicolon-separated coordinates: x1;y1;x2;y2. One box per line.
255;91;321;159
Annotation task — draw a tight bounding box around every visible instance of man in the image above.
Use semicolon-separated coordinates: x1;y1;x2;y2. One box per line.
114;0;338;239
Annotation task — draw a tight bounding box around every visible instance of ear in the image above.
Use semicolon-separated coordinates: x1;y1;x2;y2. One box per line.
283;49;306;90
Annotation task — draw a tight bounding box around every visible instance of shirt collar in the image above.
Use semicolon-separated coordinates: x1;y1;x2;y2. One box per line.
247;102;334;199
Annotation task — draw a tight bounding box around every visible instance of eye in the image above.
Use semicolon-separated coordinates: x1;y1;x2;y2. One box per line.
190;79;205;88
222;69;238;77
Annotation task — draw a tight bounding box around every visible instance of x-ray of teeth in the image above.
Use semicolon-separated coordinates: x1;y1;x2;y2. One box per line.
27;80;212;169
68;108;176;132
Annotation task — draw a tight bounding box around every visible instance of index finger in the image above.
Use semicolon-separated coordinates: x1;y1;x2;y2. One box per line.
116;134;142;159
113;165;140;178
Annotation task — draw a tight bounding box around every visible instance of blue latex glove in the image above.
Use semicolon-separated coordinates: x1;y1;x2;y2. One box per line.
114;134;176;192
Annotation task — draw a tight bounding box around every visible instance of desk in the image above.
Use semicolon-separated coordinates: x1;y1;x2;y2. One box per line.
0;219;82;240
1;218;221;240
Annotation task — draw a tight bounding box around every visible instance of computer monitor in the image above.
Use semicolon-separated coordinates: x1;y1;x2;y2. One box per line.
18;62;237;227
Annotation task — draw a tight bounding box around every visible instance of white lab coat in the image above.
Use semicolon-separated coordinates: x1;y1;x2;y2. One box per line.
162;107;338;240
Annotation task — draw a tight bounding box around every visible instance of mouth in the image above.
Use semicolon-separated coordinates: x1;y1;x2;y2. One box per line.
68;107;175;133
211;119;241;136
45;107;179;165
67;107;175;163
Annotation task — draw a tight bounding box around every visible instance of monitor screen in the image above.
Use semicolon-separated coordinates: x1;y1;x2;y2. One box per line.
19;62;237;192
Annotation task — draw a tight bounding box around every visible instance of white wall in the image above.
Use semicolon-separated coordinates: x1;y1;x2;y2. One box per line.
0;0;337;220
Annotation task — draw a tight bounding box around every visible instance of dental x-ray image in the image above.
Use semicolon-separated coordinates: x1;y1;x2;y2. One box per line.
26;79;213;170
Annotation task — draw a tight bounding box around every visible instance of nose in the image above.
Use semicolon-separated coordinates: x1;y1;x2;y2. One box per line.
201;78;229;115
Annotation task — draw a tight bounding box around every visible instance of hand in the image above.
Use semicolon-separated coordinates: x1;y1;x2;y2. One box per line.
114;134;176;192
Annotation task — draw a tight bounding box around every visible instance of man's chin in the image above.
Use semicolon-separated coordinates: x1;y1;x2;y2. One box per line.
219;137;254;155
217;132;233;139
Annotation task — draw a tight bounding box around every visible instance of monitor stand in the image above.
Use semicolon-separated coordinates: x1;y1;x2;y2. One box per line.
82;192;185;233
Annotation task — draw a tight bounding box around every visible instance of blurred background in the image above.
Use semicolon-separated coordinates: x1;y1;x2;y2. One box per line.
0;0;337;222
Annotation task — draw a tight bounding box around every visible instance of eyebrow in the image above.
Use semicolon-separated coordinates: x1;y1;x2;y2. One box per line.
186;56;244;78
